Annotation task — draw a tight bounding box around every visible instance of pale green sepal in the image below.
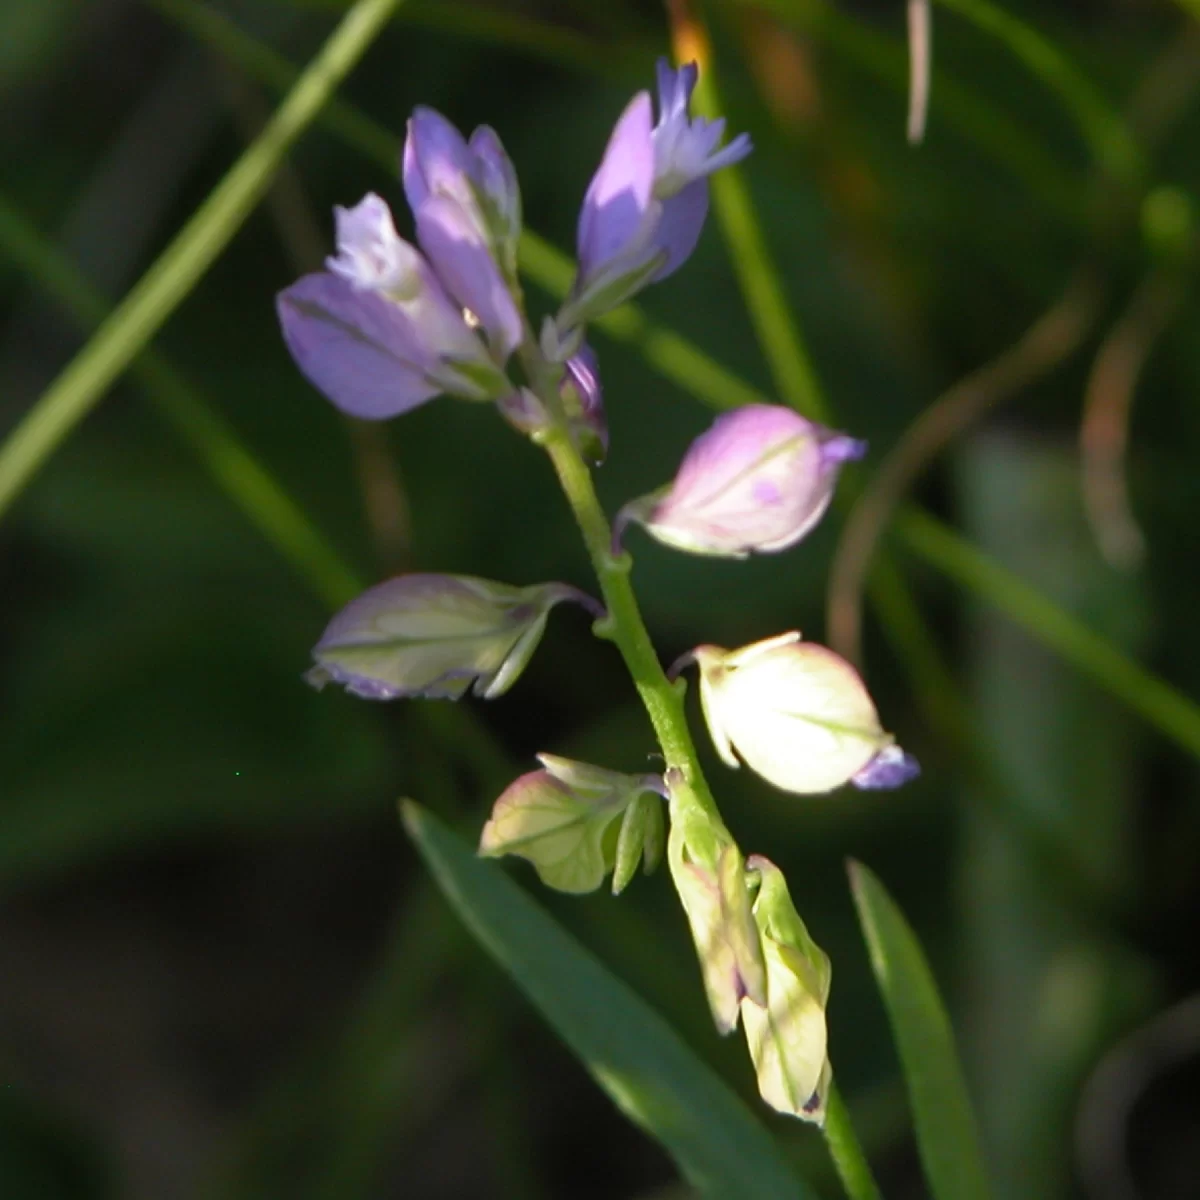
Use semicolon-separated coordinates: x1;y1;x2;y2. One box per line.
611;790;664;895
479;771;618;894
480;608;550;699
557;253;665;332
667;815;768;1035
310;575;592;702
740;856;832;1124
443;354;512;400
481;757;665;895
641;789;665;875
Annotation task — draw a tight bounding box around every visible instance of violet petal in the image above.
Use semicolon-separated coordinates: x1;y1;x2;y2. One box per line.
415;195;521;360
276;273;438;420
652;178;709;281
402;106;476;214
851;745;921;790
576;92;656;282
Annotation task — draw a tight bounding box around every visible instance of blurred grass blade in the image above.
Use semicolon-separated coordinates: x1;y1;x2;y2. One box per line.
0;195;361;612
932;0;1141;183
673;25;827;422
152;0;1200;767
402;803;821;1200
896;508;1200;760
733;0;1083;226
273;0;617;75
0;0;406;522
848;861;993;1200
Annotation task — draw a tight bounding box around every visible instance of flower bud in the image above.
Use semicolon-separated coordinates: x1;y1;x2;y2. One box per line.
413;195;522;361
479;756;665;894
561;344;608;464
495;345;606;461
667;797;766;1034
560;60;751;330
403;109;523;357
306;574;598;701
277;194;511;419
403;108;521;270
616;405;865;557
741;856;832;1124
682;633;916;794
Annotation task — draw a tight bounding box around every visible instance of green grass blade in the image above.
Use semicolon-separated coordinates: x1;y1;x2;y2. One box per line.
124;2;1200;766
0;0;407;522
932;0;1142;184
401;802;821;1200
735;0;1084;227
0;195;362;611
685;51;827;421
848;861;993;1200
274;0;618;75
896;508;1200;760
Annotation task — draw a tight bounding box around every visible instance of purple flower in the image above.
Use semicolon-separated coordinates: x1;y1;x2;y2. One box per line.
851;745;921;790
561;59;752;329
277;194;510;419
616;405;866;557
493;345;606;460
305;573;599;701
561;344;607;463
403;108;522;358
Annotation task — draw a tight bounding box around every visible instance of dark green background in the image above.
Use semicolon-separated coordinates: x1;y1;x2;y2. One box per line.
1;1;1197;1196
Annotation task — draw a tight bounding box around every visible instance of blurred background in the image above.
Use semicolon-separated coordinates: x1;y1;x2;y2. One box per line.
2;0;1199;1196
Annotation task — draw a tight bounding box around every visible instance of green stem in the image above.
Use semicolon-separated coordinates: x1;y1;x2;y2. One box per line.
538;425;723;830
822;1082;885;1200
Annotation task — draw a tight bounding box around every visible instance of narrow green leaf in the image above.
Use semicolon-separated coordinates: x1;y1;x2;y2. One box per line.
848;860;992;1200
896;507;1200;761
0;195;362;612
932;0;1142;184
734;0;1084;227
0;0;407;521
402;802;821;1200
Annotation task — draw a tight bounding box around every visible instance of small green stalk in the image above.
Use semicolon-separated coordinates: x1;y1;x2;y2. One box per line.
538;421;724;833
823;1082;884;1200
535;375;881;1194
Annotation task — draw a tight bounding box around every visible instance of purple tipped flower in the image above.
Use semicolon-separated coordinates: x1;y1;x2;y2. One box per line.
306;573;599;702
403;108;522;357
561;59;752;329
851;745;921;790
493;344;607;461
616;404;866;558
561;344;607;463
278;194;511;419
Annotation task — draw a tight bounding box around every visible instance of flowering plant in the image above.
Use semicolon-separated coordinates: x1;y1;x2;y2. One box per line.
279;57;917;1141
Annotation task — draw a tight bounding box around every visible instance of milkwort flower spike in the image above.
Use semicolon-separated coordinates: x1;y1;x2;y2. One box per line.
306;574;601;701
277;193;512;419
557;59;752;333
741;856;833;1124
615;405;866;557
480;757;667;894
679;633;920;794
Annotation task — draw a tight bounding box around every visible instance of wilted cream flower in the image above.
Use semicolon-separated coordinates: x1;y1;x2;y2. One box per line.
680;632;916;795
